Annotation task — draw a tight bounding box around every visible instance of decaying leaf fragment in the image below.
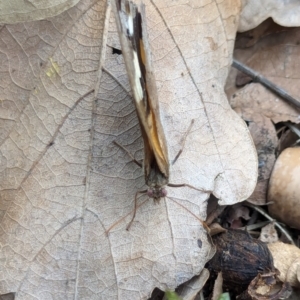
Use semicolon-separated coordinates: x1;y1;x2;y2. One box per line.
245;272;291;300
268;242;300;288
229;25;300;125
212;272;223;300
259;222;278;244
225;203;250;228
226;19;300;209
174;269;210;300
243;112;277;205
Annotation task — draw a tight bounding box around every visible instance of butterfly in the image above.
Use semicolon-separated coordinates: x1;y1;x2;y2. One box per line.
112;0;211;230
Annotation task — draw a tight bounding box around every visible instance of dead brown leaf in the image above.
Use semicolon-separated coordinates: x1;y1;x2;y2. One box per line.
175;269;210;300
226;23;300;207
229;25;300;124
232;110;277;205
259;222;278;244
268;242;300;288
212;272;223;300
225;204;250;228
277;126;299;154
246;272;291;300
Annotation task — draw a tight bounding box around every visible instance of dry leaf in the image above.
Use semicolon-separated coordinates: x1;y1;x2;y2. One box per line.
277;126;299;154
230;84;300;125
284;289;300;300
268;242;300;288
0;0;257;299
209;223;227;237
229;26;300;124
175;269;210;300
234;111;277;205
212;272;223;300
259;222;278;243
225;204;250;228
239;0;300;32
246;272;291;300
235;19;289;49
0;0;80;23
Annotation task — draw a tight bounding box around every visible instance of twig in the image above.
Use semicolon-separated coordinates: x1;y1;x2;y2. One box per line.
240;221;271;231
244;203;295;245
284;122;300;138
232;59;300;111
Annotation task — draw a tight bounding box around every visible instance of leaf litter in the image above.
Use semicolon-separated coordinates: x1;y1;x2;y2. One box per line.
7;0;300;299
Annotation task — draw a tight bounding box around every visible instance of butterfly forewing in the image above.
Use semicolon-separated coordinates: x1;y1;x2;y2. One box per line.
113;0;169;188
108;1;212;232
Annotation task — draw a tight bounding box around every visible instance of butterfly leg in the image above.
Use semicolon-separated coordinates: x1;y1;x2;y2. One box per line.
172;119;195;164
126;189;147;230
113;141;142;168
167;183;212;194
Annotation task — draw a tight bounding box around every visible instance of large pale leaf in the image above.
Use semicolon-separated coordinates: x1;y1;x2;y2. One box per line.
0;0;257;299
239;0;300;31
0;0;80;24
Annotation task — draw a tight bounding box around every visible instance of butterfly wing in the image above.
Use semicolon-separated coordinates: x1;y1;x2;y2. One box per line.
113;0;169;187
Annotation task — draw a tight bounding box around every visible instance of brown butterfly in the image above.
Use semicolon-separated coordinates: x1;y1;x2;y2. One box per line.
112;0;211;230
